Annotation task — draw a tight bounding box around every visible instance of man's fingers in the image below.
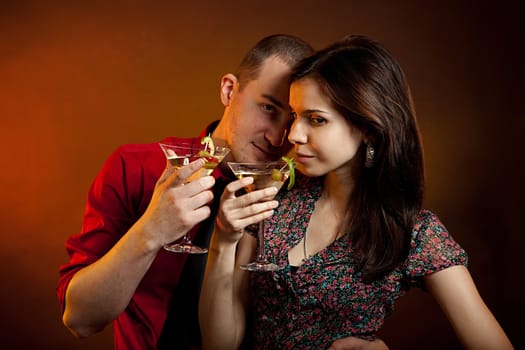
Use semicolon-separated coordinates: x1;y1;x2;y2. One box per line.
162;158;206;187
156;159;176;185
177;158;206;182
188;188;215;210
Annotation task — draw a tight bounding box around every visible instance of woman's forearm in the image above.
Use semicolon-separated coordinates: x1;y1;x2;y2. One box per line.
426;266;514;349
199;231;251;350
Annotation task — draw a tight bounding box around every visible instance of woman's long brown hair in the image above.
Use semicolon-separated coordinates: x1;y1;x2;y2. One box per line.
291;35;425;280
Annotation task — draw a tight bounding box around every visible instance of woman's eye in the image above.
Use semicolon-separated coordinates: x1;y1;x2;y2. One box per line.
310;116;326;125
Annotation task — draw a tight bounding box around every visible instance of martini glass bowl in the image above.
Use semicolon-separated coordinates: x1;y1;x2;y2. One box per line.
159;141;230;254
227;160;291;271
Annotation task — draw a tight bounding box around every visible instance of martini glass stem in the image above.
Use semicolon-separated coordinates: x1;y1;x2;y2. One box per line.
180;234;192;246
256;220;267;263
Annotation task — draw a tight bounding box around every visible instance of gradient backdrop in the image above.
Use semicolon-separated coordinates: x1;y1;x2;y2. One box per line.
0;1;523;349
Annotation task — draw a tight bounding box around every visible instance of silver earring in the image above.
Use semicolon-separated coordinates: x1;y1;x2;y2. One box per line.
365;143;375;168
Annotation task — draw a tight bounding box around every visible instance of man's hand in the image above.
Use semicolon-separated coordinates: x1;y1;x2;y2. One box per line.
138;158;215;248
328;337;389;350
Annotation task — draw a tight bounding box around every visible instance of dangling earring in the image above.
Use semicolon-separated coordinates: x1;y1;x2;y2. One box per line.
365;143;375;168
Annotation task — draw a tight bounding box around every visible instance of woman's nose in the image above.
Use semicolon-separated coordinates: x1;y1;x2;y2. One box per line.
288;119;306;145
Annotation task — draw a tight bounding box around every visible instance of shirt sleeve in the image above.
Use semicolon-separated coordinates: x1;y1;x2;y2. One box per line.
56;146;139;313
405;210;468;288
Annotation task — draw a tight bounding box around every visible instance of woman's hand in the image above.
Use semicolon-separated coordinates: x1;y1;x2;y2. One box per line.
215;176;279;244
328;337;389;350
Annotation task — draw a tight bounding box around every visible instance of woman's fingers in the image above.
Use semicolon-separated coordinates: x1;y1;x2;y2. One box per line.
218;177;279;234
223;177;254;198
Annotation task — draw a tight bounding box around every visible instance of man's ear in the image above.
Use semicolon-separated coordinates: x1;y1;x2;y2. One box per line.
220;73;238;106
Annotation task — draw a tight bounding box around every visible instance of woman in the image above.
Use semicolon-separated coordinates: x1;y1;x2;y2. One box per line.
199;35;513;349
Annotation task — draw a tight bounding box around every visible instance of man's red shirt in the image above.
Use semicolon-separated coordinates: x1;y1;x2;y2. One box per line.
57;125;226;349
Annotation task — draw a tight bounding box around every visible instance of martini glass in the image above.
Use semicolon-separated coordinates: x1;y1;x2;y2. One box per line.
159;141;230;254
227;160;291;271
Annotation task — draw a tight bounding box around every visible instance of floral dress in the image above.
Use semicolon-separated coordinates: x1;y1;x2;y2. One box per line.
249;176;468;349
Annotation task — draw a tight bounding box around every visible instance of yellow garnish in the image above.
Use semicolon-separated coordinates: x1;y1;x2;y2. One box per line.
282;156;295;190
200;136;215;156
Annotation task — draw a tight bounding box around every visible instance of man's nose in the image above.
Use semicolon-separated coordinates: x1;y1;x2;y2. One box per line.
266;128;288;148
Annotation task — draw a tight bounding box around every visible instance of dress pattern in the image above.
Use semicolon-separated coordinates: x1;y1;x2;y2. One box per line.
249;175;468;349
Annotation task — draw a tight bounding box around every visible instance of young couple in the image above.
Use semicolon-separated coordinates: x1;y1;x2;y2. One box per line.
58;33;512;349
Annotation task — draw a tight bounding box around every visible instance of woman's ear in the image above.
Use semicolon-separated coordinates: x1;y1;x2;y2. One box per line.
362;129;375;145
220;73;238;106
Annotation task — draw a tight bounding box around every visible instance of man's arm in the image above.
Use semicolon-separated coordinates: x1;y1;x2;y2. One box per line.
62;158;215;337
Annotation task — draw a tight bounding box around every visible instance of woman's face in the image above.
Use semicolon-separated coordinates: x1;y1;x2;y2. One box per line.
288;77;364;177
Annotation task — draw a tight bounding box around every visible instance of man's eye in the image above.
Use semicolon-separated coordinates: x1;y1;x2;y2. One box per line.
261;104;277;114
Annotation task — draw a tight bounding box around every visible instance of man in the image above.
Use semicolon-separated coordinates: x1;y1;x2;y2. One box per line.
58;34;387;349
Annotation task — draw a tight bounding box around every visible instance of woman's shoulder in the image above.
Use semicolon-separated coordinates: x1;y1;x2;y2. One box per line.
411;209;459;246
405;209;468;283
413;209;442;231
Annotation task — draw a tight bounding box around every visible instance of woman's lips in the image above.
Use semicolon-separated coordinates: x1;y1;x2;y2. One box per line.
295;152;314;163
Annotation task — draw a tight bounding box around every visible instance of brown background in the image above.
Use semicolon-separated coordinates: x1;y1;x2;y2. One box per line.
0;1;523;349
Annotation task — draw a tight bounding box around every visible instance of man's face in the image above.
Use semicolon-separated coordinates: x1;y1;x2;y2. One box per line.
222;56;293;163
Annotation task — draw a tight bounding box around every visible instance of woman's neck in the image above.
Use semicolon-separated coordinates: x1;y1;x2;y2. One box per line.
322;171;353;207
